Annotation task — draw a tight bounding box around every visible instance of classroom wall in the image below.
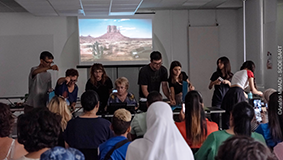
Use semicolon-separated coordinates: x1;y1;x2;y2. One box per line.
0;5;273;107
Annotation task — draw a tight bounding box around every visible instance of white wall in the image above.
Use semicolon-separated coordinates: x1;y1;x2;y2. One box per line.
0;9;242;107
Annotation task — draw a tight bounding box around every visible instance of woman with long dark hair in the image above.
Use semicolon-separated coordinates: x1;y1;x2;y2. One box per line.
168;61;194;106
255;92;283;148
85;63;113;113
221;61;263;129
208;57;233;125
195;102;266;160
175;91;218;150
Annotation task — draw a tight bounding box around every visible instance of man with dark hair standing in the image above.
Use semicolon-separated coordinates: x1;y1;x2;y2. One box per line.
138;51;169;98
26;51;59;108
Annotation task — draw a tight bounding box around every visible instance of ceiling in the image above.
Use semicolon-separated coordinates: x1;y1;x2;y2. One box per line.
0;0;245;17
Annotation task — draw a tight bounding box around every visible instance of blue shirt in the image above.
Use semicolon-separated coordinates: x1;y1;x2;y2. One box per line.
107;92;137;107
255;123;282;148
99;136;130;160
55;82;78;104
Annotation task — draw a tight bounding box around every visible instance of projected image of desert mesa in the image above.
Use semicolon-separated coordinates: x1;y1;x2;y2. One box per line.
79;19;152;62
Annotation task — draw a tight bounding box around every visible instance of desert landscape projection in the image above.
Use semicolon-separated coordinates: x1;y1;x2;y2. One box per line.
79;19;152;64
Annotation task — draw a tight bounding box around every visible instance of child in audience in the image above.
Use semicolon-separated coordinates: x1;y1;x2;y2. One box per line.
130;91;163;140
215;135;276;160
126;101;194;160
168;61;194;105
195;102;266;160
208;56;233;125
17;107;61;160
48;96;72;147
85;63;113;113
221;61;263;129
64;90;113;150
255;92;283;149
176;91;218;151
99;109;132;160
0;103;27;160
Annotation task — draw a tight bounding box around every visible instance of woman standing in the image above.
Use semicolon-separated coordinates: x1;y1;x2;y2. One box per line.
107;77;137;107
168;61;194;106
221;61;263;129
208;57;233;125
85;63;113;113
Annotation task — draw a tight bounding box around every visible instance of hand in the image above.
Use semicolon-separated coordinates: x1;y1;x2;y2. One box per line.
258;91;263;97
50;65;59;71
214;79;221;85
71;102;76;112
222;80;229;84
65;76;71;85
170;100;176;106
189;85;195;91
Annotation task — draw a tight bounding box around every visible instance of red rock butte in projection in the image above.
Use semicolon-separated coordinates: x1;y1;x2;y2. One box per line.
94;25;130;41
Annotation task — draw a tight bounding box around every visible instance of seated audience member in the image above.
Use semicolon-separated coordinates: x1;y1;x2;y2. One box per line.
130;91;163;140
99;109;132;160
255;92;283;149
215;135;276;160
107;77;137;107
175;91;218;150
168;61;194;105
64;90;113;150
251;88;276;131
195;102;266;160
55;68;79;111
17;107;61;160
85;63;113;113
126;102;194;160
48;96;72;147
0;103;27;160
41;146;85;160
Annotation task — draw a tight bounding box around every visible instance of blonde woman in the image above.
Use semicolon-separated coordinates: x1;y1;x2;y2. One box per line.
48;96;72;147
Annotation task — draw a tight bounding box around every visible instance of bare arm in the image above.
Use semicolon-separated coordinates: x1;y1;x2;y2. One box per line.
170;86;176;106
187;79;195;91
141;85;149;98
32;65;59;78
249;78;263;96
162;81;170;99
57;77;70;85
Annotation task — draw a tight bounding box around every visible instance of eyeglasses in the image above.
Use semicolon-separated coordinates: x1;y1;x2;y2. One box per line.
44;59;54;64
152;62;162;66
70;79;77;83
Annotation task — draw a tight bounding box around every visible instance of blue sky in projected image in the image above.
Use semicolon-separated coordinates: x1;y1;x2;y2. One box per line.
79;19;152;38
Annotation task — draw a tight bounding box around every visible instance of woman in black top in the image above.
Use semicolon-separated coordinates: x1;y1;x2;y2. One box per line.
208;57;233;125
168;61;194;106
85;63;113;113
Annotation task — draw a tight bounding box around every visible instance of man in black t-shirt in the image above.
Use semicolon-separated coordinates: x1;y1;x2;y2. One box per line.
138;51;170;98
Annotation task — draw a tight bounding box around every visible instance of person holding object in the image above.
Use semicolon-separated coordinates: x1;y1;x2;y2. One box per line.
138;51;170;99
168;61;194;106
86;63;113;113
221;60;263;129
208;57;233;125
26;51;59;108
107;77;137;107
55;68;79;111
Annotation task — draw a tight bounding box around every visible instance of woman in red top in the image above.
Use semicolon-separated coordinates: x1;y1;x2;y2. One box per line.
175;91;218;151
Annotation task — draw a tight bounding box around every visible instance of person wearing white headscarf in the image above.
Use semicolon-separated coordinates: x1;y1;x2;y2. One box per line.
126;101;194;160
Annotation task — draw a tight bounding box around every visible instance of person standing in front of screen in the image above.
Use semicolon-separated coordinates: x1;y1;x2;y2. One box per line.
26;51;59;108
138;51;170;99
